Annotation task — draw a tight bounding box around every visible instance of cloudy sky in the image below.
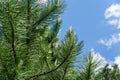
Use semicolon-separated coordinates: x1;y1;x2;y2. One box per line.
60;0;120;67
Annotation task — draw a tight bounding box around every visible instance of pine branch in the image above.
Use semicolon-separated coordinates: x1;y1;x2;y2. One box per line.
26;0;31;45
61;64;68;80
7;0;17;79
39;44;51;70
25;45;73;80
31;1;63;28
86;53;92;80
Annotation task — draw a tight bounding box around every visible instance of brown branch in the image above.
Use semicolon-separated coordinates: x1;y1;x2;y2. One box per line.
7;0;17;79
25;45;73;80
61;64;68;80
26;0;31;45
8;0;17;67
31;5;58;27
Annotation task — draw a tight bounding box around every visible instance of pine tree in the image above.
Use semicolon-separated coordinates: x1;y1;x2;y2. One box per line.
77;52;103;80
95;64;120;80
77;52;120;80
0;0;83;80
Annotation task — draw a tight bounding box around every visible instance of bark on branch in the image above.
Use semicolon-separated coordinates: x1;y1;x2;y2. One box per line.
26;0;31;45
7;0;17;79
25;45;73;80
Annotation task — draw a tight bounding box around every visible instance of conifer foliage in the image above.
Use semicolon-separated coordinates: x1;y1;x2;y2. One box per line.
0;0;83;80
2;0;120;80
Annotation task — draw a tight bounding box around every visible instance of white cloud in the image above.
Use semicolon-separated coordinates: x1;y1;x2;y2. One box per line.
105;4;120;18
91;49;120;69
108;19;118;26
105;3;120;29
36;0;48;4
107;56;120;69
114;56;120;69
100;3;120;48
99;33;120;48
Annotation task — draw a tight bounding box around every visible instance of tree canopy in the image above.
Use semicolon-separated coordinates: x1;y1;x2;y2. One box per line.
0;0;120;80
0;0;83;80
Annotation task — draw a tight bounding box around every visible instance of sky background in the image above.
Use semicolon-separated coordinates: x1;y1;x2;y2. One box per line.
59;0;120;67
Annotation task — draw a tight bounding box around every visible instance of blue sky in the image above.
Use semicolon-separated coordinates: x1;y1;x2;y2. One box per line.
60;0;120;66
